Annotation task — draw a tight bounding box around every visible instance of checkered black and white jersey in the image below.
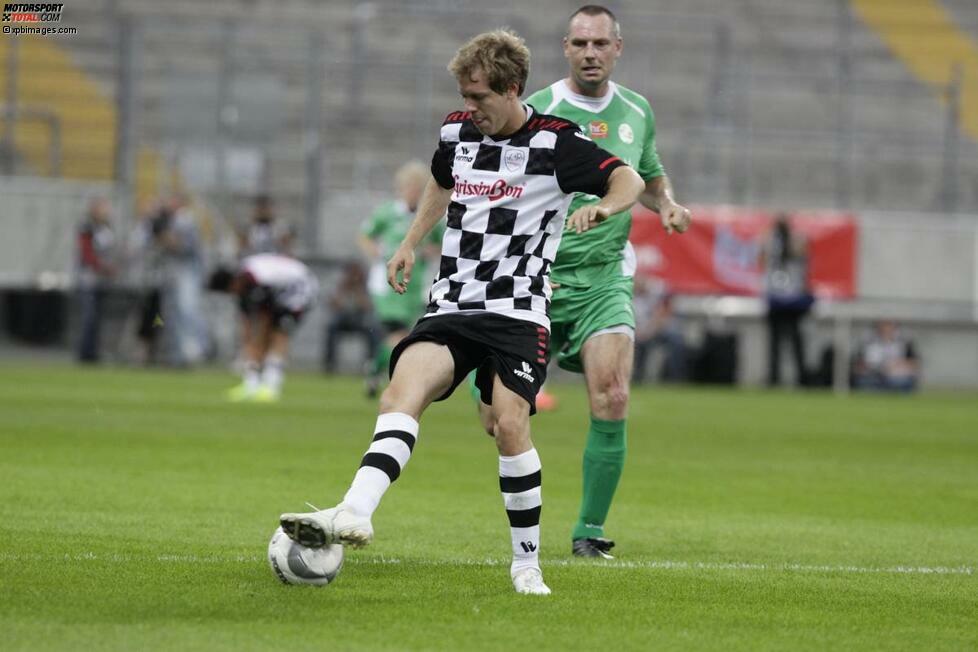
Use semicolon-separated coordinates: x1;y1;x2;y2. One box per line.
426;104;625;329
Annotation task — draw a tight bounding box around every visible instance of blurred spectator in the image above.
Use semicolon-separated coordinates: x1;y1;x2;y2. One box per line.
155;194;207;366
238;194;294;257
323;260;380;374
76;197;117;363
761;213;813;387
357;160;442;396
126;200;165;365
852;320;920;392
632;276;687;383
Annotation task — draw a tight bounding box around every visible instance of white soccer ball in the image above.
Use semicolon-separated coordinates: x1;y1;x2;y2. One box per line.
267;526;344;586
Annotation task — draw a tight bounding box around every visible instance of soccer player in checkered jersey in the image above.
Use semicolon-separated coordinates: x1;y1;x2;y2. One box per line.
527;6;691;558
280;29;644;595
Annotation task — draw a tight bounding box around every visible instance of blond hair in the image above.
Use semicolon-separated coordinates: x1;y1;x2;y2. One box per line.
395;159;428;190
448;29;530;96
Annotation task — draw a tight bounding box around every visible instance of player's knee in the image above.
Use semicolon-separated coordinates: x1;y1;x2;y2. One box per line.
492;413;527;444
592;381;630;417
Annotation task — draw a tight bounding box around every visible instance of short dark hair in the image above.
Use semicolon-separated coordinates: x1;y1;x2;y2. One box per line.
207;267;236;293
568;5;621;39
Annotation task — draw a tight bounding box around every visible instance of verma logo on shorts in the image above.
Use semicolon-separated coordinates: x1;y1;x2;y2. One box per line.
514;361;535;382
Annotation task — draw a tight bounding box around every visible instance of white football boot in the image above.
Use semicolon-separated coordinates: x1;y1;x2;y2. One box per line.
512;567;552;595
279;503;373;549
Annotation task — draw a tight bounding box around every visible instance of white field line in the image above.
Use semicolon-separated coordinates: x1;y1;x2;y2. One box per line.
0;552;973;576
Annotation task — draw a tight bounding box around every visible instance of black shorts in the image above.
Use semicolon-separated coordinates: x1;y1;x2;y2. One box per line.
238;277;306;334
390;313;550;415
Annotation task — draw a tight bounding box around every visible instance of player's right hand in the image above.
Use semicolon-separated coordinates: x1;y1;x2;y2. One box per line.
387;247;415;294
566;205;611;234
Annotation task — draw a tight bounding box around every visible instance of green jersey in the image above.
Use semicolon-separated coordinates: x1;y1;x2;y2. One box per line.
526;81;664;287
361;200;443;323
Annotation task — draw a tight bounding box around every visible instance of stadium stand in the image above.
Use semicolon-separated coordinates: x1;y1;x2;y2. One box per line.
2;0;977;386
8;0;967;227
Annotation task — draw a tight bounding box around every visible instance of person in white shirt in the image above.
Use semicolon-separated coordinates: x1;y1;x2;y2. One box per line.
209;253;319;402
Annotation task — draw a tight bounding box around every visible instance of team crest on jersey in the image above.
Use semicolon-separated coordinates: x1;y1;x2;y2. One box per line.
618;123;634;144
589;120;609;139
504;148;526;172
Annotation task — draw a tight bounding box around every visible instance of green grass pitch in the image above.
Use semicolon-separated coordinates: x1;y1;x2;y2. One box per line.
1;364;975;650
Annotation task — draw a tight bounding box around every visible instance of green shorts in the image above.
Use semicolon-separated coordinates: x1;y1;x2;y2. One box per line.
372;290;425;327
549;274;634;373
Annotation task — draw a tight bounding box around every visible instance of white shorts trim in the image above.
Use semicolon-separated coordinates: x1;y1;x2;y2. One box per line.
587;325;635;342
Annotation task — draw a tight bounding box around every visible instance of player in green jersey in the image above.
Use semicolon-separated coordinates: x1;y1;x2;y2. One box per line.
358;160;443;396
526;5;691;558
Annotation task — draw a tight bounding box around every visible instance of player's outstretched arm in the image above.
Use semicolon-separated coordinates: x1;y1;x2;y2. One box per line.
566;166;644;234
640;174;691;235
387;178;453;293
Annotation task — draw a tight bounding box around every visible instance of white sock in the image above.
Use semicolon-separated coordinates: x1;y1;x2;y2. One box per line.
342;412;419;518
261;354;284;392
243;361;261;392
499;448;542;577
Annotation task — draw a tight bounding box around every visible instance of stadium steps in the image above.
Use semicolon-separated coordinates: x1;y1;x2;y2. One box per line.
0;36;162;198
32;0;977;217
734;0;950;130
851;0;978;141
0;37;114;179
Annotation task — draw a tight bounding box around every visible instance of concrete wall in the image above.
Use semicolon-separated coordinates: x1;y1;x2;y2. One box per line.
859;211;978;305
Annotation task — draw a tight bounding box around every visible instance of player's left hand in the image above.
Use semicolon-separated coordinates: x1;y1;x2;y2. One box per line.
660;201;691;234
387;246;415;294
566;205;611;234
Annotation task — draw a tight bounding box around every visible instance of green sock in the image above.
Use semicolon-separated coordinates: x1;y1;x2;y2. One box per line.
572;416;627;541
373;344;392;376
466;370;481;403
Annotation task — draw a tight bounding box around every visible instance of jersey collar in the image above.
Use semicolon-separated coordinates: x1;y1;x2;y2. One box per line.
554;79;617;114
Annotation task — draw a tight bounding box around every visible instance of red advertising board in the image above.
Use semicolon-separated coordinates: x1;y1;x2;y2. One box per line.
629;205;858;299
